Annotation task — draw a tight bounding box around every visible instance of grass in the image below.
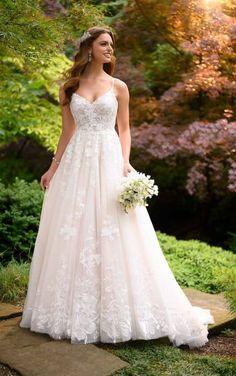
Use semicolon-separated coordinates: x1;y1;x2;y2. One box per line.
0;258;29;303
98;339;236;376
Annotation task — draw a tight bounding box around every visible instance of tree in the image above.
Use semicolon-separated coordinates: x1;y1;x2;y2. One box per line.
0;0;108;151
126;0;236;199
160;0;236;122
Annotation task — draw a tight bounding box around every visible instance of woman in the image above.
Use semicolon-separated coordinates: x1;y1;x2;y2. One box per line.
19;26;214;347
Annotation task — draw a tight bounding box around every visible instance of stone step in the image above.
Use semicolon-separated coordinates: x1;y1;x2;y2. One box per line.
0;303;22;320
183;287;236;334
0;317;128;376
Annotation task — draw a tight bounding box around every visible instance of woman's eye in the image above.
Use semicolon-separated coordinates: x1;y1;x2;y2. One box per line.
101;43;113;48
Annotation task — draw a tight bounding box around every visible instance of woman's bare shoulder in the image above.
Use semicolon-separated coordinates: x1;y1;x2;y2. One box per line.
59;82;66;93
114;77;128;89
113;77;129;98
59;83;67;104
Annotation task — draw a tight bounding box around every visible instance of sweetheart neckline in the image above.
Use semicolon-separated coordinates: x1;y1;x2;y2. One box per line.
72;87;118;105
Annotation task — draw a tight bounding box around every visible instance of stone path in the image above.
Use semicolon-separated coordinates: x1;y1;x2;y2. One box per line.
0;288;235;376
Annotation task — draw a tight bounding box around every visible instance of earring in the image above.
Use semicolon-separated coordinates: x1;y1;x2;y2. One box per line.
88;51;92;62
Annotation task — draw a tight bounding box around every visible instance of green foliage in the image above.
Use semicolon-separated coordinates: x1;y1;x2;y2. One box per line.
227;232;236;254
0;0;106;73
96;0;128;23
158;231;236;313
0;0;110;152
0;55;70;151
0;259;29;303
0;0;66;67
0;157;38;184
0;177;44;265
100;340;236;376
224;280;236;314
145;43;192;94
158;232;236;294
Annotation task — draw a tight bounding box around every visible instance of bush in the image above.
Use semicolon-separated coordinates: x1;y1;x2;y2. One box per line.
227;232;236;253
158;232;236;312
158;231;236;293
0;177;43;265
0;157;37;185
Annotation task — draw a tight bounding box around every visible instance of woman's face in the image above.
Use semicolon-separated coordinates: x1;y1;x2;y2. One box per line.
90;32;114;63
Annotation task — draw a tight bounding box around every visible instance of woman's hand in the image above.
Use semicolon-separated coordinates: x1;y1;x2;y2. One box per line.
40;167;57;191
123;161;136;177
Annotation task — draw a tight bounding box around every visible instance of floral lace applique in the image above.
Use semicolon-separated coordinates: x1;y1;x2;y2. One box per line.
59;222;77;240
79;226;101;270
59;190;86;240
70;91;118;132
101;215;119;240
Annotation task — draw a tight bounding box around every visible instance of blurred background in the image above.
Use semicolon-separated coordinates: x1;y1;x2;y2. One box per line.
0;0;236;264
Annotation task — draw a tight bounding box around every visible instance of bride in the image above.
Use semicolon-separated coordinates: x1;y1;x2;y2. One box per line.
19;25;214;348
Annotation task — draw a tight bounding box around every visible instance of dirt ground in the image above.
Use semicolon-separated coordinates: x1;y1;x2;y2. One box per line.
186;329;236;358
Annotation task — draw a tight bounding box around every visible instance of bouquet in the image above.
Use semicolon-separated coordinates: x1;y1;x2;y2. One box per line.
118;170;159;213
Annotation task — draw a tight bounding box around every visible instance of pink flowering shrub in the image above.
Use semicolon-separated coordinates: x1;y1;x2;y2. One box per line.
131;119;236;199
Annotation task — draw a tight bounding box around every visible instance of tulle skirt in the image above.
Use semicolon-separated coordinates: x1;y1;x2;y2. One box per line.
19;127;214;348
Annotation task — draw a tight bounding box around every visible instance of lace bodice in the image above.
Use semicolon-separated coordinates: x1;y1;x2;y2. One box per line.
70;77;118;132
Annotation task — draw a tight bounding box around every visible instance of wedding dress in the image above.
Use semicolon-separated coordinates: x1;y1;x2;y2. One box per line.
19;76;214;348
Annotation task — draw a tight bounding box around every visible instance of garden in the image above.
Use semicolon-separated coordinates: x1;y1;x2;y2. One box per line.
0;1;236;375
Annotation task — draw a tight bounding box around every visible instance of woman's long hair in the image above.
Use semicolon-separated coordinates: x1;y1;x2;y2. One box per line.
61;26;116;106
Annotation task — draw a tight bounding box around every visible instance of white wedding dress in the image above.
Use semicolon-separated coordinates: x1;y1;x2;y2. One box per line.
19;76;214;348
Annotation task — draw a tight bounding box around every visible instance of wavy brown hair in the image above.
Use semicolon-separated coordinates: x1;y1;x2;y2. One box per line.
61;26;116;106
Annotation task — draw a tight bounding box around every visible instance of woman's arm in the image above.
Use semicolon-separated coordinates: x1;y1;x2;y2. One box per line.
47;85;76;173
116;79;135;176
40;86;76;190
